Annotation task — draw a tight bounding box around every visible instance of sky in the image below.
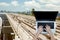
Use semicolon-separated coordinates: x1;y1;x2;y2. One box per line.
0;0;60;12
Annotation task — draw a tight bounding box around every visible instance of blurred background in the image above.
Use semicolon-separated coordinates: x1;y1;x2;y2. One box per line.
0;0;60;40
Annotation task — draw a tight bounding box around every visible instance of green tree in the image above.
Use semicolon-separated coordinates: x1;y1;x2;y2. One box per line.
31;8;35;16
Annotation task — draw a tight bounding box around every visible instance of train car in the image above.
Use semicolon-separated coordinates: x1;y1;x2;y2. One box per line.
33;11;58;34
0;17;2;34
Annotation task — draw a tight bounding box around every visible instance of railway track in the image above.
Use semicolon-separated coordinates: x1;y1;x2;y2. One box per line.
9;14;49;38
6;14;60;40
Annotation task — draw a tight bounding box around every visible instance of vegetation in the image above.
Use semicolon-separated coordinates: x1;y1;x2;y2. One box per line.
30;8;35;16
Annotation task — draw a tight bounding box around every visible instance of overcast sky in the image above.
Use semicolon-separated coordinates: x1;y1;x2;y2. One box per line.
0;0;60;12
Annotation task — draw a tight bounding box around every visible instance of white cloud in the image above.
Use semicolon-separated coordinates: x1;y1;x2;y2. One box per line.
13;0;16;1
45;3;60;11
37;0;60;4
0;2;9;6
49;0;60;4
46;3;60;9
36;0;60;11
11;1;19;6
46;4;57;8
0;1;19;7
24;0;60;11
38;0;49;3
24;0;41;10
